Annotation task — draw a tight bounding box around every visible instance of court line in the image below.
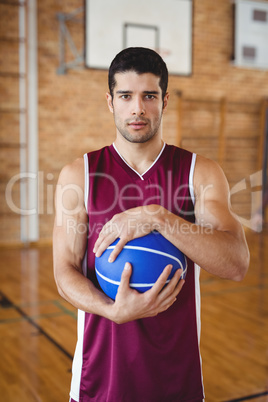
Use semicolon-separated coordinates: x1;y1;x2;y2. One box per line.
53;299;77;318
0;291;73;361
1;292;267;401
0;301;77;323
0;311;75;325
223;390;268;401
201;283;268;298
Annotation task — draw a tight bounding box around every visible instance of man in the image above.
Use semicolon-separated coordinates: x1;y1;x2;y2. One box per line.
53;47;249;401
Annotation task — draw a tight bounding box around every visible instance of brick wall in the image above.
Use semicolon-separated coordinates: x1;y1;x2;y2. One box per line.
1;0;267;245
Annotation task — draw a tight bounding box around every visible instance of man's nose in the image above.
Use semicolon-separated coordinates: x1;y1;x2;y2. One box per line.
132;97;145;116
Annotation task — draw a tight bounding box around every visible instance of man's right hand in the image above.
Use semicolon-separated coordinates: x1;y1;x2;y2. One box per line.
108;263;185;324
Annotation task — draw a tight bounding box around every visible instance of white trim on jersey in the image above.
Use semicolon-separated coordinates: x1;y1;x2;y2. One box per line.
83;153;89;213
189;152;205;396
69;250;88;401
195;262;205;398
194;263;201;344
189;153;201;340
189;153;201;338
189;152;196;206
70;149;204;401
69;157;90;402
69;308;85;402
112;142;166;180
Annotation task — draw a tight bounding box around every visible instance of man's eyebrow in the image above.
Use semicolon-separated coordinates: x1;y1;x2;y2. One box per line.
115;90;160;94
143;91;160;95
116;90;133;94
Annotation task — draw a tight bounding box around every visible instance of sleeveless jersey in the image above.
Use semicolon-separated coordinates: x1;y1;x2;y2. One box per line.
70;143;204;402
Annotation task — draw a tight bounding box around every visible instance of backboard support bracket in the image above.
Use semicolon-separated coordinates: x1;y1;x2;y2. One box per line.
56;7;85;75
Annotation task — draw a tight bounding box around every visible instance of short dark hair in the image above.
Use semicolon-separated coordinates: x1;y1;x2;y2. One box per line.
108;47;168;100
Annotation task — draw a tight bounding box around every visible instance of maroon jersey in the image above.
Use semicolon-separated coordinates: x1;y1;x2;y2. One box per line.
70;143;204;401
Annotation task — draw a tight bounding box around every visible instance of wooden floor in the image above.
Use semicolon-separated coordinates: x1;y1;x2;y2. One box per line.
0;229;267;402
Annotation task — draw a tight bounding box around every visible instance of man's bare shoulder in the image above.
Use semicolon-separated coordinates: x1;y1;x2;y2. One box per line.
194;154;227;185
195;154;222;171
58;157;84;188
193;154;230;203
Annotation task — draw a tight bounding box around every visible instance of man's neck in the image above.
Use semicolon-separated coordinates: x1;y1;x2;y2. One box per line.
114;136;164;175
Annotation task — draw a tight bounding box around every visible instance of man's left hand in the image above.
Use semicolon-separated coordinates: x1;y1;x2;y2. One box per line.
93;205;163;262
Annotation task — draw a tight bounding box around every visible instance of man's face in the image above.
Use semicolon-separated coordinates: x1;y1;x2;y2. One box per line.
107;71;169;144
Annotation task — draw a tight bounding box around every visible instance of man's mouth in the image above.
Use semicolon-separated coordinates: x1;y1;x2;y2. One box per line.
128;121;147;130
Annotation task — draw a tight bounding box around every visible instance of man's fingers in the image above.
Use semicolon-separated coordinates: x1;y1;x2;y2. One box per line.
160;269;185;298
113;263;185;321
166;268;184;291
117;262;132;293
94;235;128;261
93;218;120;255
108;238;127;262
148;266;184;300
150;265;175;294
154;271;185;312
94;232;118;257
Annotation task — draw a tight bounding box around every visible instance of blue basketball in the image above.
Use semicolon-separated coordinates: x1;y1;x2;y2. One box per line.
95;231;187;300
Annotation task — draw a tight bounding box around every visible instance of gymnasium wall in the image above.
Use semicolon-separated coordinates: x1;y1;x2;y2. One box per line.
1;0;268;245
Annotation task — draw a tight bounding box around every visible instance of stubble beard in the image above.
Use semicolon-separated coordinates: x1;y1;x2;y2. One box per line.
114;114;163;144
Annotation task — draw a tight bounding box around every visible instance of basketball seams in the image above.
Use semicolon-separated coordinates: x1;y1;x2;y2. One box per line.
95;232;188;299
106;244;187;273
95;267;171;287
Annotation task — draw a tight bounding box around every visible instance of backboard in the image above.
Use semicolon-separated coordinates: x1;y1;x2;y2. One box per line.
233;0;268;70
85;0;192;75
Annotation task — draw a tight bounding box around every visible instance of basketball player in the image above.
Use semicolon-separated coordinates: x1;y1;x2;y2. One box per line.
53;47;249;401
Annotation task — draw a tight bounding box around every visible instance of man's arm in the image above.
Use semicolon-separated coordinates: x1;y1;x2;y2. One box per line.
94;156;249;281
159;155;250;281
53;159;185;324
53;158;113;315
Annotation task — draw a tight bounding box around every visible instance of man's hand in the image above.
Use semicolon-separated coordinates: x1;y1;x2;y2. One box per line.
109;263;185;324
93;205;163;262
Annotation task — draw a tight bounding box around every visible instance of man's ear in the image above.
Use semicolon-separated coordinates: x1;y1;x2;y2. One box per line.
162;92;169;113
106;92;114;113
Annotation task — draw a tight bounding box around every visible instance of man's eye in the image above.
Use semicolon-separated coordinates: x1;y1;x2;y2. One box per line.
146;95;155;100
121;95;130;100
